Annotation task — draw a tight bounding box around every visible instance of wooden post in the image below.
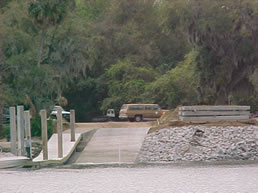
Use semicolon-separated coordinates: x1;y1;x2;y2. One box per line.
40;110;48;160
24;111;32;159
17;106;25;156
10;107;17;155
70;110;75;142
57;107;63;158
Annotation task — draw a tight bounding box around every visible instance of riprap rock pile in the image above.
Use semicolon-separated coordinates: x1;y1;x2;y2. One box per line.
138;126;258;162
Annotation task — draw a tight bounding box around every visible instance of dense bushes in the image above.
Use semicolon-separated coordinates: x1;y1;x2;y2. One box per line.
31;116;54;138
0;0;257;122
0;117;53;140
0;125;10;140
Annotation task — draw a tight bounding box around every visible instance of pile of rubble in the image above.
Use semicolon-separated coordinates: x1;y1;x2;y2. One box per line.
138;126;258;162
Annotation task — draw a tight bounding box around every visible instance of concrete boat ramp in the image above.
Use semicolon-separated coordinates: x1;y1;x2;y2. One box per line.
0;123;149;168
29;124;150;167
75;127;149;165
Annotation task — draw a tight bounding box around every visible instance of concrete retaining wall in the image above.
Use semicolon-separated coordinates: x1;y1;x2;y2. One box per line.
137;126;258;163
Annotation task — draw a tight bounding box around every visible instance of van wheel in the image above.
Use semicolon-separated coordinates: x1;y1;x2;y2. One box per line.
135;115;142;122
128;118;134;122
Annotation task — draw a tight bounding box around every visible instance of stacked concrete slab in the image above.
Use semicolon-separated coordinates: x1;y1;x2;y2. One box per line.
179;106;250;121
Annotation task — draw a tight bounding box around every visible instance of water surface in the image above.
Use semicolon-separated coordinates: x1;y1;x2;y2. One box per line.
1;164;258;193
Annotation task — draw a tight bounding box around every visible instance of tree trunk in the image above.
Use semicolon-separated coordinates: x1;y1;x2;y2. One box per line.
25;95;37;118
37;28;46;67
0;78;3;127
215;87;229;105
0;103;3;127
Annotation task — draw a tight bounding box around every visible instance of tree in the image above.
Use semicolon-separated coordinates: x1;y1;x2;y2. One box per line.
0;0;10;10
64;78;108;121
146;51;200;108
28;0;75;67
1;0;258;121
101;59;158;112
178;0;258;104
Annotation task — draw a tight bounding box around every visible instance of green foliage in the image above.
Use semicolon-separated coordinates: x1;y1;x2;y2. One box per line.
4;64;57;112
0;125;10;140
1;0;258;120
146;51;200;108
250;69;258;92
181;0;258;104
47;119;54;138
1;0;90;114
79;0;109;21
31;117;41;137
102;59;158;112
31;116;54;137
28;0;74;28
0;0;10;10
64;78;108;121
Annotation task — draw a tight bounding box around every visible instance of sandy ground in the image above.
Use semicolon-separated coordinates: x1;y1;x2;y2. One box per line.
71;121;153;133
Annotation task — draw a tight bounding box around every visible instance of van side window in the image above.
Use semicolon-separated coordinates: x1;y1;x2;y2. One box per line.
153;105;160;110
129;106;134;110
138;105;144;110
145;105;152;110
129;105;144;110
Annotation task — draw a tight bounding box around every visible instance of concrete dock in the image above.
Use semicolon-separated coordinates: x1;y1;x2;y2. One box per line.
32;133;81;165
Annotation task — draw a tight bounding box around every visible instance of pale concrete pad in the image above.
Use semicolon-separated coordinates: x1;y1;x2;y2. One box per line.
179;115;250;121
179;106;250;111
179;111;250;116
75;127;149;164
33;133;80;162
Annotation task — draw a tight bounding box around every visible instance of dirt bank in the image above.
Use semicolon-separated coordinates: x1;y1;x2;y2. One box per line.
149;108;258;133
